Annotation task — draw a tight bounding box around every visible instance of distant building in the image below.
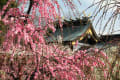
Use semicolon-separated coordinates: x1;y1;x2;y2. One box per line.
100;34;120;42
46;17;99;50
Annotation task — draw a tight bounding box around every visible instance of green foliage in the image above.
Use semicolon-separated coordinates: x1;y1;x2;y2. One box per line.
0;0;17;45
0;0;17;9
0;0;8;9
0;21;7;45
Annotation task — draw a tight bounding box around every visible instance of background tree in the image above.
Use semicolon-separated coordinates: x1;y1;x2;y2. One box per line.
86;0;120;35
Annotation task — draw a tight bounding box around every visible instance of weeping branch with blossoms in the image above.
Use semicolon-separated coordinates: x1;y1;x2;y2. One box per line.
0;0;110;80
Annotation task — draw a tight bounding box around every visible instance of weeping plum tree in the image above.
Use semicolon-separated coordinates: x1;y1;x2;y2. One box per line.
0;0;109;80
90;0;120;79
86;0;120;34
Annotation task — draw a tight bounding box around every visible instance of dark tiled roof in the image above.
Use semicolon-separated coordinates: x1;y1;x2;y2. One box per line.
100;34;120;42
46;22;91;42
